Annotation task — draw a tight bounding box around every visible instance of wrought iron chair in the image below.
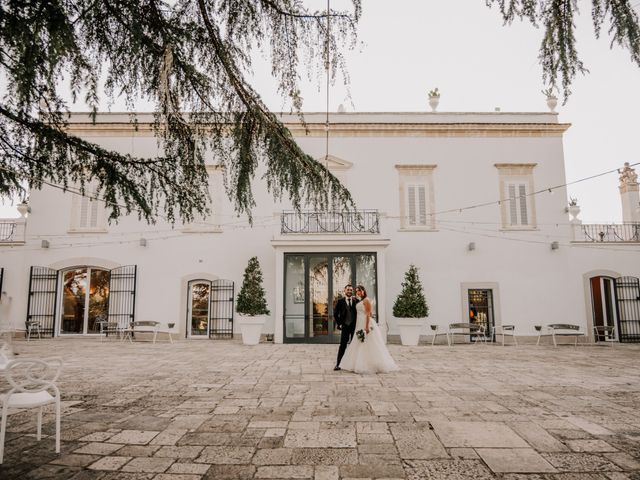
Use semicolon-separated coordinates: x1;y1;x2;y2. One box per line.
0;358;63;463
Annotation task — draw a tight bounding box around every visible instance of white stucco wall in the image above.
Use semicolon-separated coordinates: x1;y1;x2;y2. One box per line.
0;112;637;342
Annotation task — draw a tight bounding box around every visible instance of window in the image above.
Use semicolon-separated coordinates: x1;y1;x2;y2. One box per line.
396;165;437;230
182;165;223;233
495;164;537;229
69;185;107;232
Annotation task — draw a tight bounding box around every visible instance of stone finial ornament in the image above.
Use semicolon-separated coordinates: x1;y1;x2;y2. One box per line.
618;162;638;187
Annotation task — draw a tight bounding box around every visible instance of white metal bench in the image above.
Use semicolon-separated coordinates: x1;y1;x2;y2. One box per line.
122;321;174;344
536;323;585;347
447;322;488;346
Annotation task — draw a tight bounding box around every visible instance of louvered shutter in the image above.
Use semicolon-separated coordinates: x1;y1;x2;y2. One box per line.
408;185;416;225
518;184;528;225
508;184;518;225
418;185;427;225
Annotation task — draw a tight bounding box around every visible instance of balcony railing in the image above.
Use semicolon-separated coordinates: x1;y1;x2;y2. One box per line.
281;210;380;234
0;220;26;245
575;223;640;243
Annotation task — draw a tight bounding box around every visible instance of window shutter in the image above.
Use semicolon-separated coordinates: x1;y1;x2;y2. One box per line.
79;196;90;228
508;184;518;225
90;196;99;228
407;185;416;225
518;184;528;225
418;185;427;225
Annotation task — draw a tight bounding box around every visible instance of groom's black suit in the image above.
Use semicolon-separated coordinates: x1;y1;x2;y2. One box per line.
334;296;359;368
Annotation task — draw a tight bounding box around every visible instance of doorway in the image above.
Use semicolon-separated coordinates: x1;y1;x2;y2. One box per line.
60;267;111;335
590;276;619;342
467;289;495;341
284;253;377;343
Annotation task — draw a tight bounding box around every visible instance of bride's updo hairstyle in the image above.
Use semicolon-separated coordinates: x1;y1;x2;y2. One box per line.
356;285;367;298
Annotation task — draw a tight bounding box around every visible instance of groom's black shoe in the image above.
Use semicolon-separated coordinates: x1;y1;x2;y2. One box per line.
334;366;341;371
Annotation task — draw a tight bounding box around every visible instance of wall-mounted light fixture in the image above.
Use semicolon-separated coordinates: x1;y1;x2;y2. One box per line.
41;239;49;249
467;242;476;251
551;241;559;250
139;238;147;247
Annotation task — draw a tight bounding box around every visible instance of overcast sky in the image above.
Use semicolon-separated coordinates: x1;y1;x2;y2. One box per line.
2;0;639;222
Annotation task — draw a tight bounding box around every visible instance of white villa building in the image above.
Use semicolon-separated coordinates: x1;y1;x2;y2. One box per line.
0;111;639;344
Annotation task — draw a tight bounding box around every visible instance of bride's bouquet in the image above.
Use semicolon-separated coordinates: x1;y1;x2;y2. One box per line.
355;324;374;342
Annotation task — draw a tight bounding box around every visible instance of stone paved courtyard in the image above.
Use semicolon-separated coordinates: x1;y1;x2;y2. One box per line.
1;338;640;480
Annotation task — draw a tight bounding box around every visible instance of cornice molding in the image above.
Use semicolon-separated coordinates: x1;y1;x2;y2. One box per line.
63;122;571;138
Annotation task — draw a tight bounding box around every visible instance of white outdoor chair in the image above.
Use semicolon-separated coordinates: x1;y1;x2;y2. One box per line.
25;320;41;341
493;325;518;346
0;358;63;463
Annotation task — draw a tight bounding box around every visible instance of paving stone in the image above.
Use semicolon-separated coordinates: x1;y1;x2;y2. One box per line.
475;448;557;473
201;464;257;479
87;456;132;471
114;445;161;457
255;465;314;478
604;452;640;470
509;421;570;452
389;424;448;459
153;475;201;480
431;421;529;448
166;462;211;474
402;459;495;479
107;430;160;445
150;430;188;446
314;465;339;480
74;443;125;455
284;429;356;448
252;447;293;465
291;448;358;465
49;454;102;467
152;446;204;459
566;439;619;452
120;457;174;473
340;463;406;478
195;446;255;464
542;453;623;472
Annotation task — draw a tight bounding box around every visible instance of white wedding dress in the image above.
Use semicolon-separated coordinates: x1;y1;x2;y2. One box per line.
339;301;399;374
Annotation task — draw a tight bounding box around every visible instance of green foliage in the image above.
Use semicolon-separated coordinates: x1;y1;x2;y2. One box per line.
392;265;429;318
236;256;270;316
486;0;640;103
428;87;440;98
0;0;361;223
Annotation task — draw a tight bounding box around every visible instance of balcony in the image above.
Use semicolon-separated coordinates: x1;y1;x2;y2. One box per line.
281;210;380;234
0;219;26;245
573;223;640;243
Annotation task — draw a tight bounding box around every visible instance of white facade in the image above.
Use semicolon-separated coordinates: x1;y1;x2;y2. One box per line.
0;111;638;343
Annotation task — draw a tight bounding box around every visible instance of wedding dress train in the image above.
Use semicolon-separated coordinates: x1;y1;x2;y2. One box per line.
339;301;399;374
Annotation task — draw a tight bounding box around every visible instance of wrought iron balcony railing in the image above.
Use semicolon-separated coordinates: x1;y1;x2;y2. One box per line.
0;221;17;243
0;219;26;245
281;210;380;234
576;223;640;243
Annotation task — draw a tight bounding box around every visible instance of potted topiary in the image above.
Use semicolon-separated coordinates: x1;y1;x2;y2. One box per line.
428;87;440;112
393;264;429;346
236;256;270;345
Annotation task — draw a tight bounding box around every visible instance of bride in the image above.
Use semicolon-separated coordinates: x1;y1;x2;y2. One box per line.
339;285;399;374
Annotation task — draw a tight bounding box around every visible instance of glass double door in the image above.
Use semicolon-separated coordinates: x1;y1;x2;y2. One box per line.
60;267;111;335
284;253;377;343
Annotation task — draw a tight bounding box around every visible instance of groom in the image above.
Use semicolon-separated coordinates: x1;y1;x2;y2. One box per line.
334;284;358;371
